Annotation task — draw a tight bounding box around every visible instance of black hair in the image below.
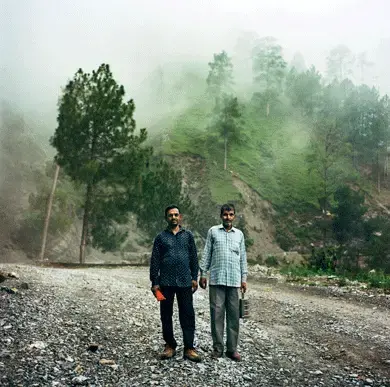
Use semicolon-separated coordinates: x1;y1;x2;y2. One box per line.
220;203;235;216
165;205;180;218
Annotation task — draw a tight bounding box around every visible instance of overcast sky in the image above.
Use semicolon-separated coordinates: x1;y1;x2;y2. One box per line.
2;0;389;128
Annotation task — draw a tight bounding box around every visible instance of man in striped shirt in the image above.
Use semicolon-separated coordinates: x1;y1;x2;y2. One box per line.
199;203;248;361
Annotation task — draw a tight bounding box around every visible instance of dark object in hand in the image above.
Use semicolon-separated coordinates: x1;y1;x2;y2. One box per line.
239;293;249;319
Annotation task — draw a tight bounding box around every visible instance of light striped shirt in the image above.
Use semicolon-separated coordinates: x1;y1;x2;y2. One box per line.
200;224;248;287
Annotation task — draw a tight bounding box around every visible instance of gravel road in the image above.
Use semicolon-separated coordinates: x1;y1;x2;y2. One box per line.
0;264;389;387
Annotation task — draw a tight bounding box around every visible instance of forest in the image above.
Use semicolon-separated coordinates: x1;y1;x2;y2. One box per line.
2;35;390;287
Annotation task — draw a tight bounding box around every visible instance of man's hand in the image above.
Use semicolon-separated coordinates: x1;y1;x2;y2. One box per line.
151;285;160;296
191;280;198;293
199;277;207;290
240;282;247;293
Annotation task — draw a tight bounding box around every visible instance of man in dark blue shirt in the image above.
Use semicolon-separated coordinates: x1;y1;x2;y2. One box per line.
150;205;201;362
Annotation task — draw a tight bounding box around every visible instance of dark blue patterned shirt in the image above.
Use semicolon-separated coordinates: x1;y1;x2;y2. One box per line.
150;227;199;287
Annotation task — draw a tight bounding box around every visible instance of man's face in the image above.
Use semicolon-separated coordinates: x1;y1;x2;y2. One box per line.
166;208;181;227
221;209;235;229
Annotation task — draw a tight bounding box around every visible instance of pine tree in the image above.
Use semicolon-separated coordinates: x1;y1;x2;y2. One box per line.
51;64;150;262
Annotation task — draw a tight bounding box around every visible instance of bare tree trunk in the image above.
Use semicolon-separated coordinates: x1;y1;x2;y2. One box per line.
39;164;60;261
323;165;328;247
266;102;270;117
79;183;92;264
377;150;381;193
224;136;227;171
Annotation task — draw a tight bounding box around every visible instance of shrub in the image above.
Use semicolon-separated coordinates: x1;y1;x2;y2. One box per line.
265;255;279;267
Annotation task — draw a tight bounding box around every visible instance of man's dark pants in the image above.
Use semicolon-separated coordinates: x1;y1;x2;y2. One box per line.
159;286;195;350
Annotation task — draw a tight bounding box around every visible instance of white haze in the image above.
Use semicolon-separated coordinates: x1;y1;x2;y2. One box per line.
2;0;390;133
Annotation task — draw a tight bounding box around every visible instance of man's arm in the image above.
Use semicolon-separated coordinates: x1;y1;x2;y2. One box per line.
199;228;213;277
240;232;248;292
149;235;161;287
199;228;213;289
188;232;199;282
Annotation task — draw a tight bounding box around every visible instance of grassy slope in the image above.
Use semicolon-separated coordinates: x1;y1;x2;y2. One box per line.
140;64;372;213
152;94;319;207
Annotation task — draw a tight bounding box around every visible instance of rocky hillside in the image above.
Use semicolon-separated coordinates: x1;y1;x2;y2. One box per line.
174;155;287;261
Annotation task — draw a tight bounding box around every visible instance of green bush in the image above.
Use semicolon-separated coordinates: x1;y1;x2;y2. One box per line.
309;246;338;272
265;255;279;267
245;237;254;248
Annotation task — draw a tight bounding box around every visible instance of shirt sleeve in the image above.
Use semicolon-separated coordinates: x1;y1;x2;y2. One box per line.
149;235;161;286
240;232;248;283
199;228;213;276
188;232;199;281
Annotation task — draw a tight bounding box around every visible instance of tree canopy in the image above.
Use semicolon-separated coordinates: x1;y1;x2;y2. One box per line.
51;63;151;261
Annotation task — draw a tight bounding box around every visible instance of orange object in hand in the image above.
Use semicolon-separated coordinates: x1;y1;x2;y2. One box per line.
155;289;166;301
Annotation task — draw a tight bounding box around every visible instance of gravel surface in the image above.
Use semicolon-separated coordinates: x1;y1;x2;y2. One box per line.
1;264;390;387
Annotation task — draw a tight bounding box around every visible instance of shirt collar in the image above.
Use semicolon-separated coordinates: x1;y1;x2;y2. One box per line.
166;225;185;234
218;224;236;232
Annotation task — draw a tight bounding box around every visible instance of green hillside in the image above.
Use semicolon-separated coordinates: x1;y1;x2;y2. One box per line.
138;42;390;277
141;47;385;215
8;41;390;279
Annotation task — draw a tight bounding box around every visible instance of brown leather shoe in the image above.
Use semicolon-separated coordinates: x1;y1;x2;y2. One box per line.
183;348;202;362
226;351;241;361
159;345;176;360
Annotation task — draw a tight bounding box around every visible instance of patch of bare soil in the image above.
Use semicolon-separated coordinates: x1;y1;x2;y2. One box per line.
232;176;285;259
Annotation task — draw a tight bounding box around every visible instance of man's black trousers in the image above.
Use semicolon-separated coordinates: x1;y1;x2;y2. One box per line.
159;286;195;350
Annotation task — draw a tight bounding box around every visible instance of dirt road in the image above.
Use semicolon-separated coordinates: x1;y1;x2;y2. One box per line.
0;264;389;386
248;278;390;384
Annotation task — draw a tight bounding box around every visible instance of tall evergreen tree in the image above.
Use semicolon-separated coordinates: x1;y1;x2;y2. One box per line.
326;44;354;82
207;51;234;108
286;66;322;117
51;63;150;262
214;95;242;171
306;84;351;216
252;37;287;116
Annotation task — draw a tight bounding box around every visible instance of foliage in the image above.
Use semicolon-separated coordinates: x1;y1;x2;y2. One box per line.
286;66;322;117
306;84;353;212
14;163;84;255
326;44;355;82
332;186;366;246
52;64;149;184
364;270;390;291
210;94;243;170
252;37;287;93
51;64;151;258
342;85;389;170
251;37;287;116
363;216;390;273
265;255;279;267
42;38;390;272
131;158;195;242
207;51;234;104
308;246;338;272
281;263;390;291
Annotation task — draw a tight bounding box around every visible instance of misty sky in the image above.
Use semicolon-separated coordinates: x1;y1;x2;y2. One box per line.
2;0;389;129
